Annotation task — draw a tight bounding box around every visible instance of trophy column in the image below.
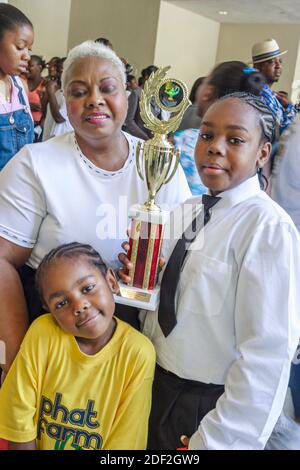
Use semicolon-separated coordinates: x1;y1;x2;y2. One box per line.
114;66;190;310
116;205;169;310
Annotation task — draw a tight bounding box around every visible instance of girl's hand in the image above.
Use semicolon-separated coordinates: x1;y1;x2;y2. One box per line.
179;435;190;449
118;241;133;285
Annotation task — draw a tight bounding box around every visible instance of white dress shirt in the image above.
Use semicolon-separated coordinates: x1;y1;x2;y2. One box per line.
141;175;300;449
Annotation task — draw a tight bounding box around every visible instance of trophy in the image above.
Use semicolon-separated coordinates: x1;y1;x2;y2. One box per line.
114;67;190;310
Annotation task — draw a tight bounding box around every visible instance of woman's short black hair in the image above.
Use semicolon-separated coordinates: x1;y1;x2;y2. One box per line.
208;61;266;99
189;76;205;104
0;3;33;41
142;65;158;78
95;37;111;47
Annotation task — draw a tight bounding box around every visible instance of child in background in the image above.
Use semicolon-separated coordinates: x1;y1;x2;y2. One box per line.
0;242;155;450
120;93;300;449
27;55;46;141
0;3;34;170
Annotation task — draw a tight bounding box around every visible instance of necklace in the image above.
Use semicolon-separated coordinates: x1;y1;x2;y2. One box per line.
0;77;15;124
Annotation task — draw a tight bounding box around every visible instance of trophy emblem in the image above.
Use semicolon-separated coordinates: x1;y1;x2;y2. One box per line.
115;67;190;310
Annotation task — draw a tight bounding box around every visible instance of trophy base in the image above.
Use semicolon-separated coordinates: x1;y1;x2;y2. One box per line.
114;283;160;311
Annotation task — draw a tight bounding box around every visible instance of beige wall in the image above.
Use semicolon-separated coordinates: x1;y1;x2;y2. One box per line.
68;0;161;76
216;24;300;95
9;0;71;60
154;1;220;91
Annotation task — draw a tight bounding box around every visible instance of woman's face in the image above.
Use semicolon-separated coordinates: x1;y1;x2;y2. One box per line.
0;25;33;77
28;58;41;79
65;56;128;143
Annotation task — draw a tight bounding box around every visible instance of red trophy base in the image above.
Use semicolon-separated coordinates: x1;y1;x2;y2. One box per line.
114;204;169;311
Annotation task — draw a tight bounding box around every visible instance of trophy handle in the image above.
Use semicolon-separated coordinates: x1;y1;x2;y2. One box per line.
163;147;181;185
136;141;144;181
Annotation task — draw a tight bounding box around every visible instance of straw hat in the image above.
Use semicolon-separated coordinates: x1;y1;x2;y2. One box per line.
251;38;287;64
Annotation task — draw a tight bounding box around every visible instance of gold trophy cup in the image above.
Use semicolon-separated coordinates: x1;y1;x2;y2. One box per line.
114;67;190;310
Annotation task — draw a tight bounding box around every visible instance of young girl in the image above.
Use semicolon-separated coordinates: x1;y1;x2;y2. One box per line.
0;242;155;450
120;92;300;450
0;3;34;169
173;62;266;196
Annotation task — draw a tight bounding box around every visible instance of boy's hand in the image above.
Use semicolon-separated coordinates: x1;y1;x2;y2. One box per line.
118;241;165;284
179;435;190;449
275;92;292;109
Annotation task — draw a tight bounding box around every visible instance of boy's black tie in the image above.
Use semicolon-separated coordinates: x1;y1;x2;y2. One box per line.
158;194;221;337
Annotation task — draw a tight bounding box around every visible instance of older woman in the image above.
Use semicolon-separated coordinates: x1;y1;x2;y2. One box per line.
0;41;190;373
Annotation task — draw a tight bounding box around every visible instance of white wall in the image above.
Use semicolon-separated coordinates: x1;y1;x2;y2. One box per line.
216;23;300;95
154;1;220;91
68;0;161;76
9;0;71;60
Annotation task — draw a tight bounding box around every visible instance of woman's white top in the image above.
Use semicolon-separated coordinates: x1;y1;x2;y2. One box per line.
0;131;191;269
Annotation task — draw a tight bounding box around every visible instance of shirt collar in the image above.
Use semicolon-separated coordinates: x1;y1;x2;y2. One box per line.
207;175;262;209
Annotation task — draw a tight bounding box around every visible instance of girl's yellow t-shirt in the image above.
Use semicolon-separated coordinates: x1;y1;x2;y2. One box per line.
0;314;155;450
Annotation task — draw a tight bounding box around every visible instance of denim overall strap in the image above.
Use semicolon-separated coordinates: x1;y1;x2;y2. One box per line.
11;75;28;106
0;76;34;170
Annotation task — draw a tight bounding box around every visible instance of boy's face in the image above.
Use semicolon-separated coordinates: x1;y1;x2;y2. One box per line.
42;257;117;348
195;98;271;195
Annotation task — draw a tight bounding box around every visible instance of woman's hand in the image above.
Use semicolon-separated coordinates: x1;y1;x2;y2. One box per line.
46;79;58;95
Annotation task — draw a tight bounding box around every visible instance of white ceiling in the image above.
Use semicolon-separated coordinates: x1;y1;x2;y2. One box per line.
165;0;300;23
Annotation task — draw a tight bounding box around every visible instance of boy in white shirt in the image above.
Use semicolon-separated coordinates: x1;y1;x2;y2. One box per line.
120;92;300;450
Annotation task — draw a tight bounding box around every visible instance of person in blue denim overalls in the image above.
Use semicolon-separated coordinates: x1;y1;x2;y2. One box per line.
0;3;34;170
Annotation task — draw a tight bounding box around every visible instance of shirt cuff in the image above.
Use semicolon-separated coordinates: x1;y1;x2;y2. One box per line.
0;226;35;248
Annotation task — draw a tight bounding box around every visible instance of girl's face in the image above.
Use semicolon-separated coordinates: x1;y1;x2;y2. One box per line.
0;25;33;77
195;98;271;195
65;56;128;144
42;256;118;351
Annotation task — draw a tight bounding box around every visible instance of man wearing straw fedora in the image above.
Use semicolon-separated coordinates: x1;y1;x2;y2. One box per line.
251;38;298;134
